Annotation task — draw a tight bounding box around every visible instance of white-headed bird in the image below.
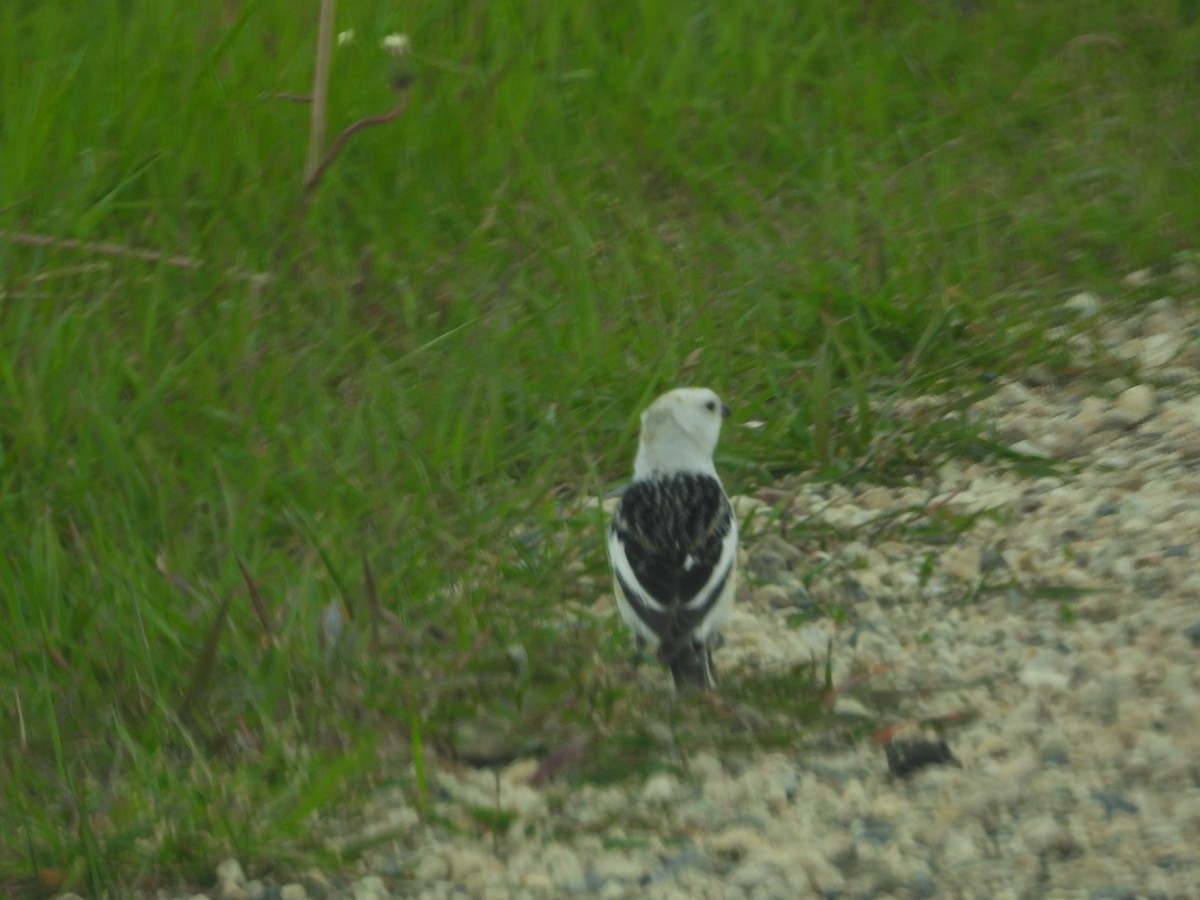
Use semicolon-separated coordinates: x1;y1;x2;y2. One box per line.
607;387;738;690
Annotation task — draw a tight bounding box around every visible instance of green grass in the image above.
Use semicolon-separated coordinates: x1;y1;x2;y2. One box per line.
3;0;1200;894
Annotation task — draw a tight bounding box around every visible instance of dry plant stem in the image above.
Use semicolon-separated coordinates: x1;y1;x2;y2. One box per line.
264;92;313;104
0;230;269;284
304;0;337;186
303;89;411;196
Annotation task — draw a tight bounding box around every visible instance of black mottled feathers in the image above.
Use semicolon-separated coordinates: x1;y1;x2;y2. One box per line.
608;472;734;670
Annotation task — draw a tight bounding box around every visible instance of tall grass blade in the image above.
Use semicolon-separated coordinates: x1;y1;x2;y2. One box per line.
238;557;273;639
177;591;235;723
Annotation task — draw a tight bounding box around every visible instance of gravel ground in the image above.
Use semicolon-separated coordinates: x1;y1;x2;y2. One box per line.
116;292;1199;900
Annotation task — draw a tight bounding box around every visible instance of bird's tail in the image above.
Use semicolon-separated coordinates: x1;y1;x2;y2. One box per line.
668;641;717;691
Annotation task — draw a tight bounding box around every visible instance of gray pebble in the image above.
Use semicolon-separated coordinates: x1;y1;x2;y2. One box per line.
1092;791;1140;816
652;842;710;881
854;816;895;845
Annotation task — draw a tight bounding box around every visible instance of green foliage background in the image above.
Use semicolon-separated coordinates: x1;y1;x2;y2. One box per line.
2;0;1198;893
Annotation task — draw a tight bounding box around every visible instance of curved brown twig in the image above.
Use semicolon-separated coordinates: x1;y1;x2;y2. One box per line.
303;83;412;198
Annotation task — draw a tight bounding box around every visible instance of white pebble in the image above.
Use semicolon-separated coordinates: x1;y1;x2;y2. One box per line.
216;859;246;889
1064;291;1102;315
1115;384;1157;420
641;772;680;804
352;876;389;900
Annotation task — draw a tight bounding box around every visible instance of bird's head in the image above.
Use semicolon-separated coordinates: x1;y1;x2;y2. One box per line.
633;386;732;478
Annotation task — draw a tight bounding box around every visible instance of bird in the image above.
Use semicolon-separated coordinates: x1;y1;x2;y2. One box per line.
607;387;738;690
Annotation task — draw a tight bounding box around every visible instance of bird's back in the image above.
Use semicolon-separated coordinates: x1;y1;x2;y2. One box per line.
608;472;735;665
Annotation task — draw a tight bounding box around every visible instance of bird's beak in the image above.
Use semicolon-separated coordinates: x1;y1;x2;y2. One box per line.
721;403;732;419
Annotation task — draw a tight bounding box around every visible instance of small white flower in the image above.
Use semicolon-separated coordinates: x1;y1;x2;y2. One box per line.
381;33;411;56
337;29;355;46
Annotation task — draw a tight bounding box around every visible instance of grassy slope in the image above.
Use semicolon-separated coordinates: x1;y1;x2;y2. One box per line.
2;0;1198;893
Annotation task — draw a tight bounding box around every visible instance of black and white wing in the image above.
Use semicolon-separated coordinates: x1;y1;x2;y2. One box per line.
607;472;737;688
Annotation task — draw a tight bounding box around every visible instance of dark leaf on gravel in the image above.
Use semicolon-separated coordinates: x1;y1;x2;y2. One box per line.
885;739;960;778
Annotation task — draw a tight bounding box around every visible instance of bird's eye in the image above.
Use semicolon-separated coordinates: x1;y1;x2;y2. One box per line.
704;400;716;412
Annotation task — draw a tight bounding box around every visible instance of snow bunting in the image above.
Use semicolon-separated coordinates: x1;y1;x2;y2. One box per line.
607;387;738;690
